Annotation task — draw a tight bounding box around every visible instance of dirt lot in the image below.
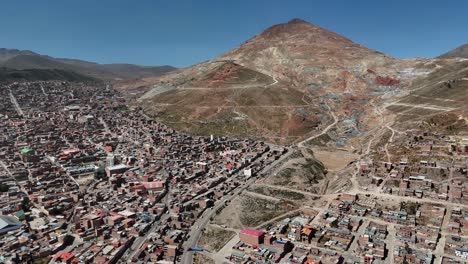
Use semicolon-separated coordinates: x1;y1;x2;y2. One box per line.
264;155;326;192
248;185;306;201
214;193;297;228
313;149;359;171
213;196;244;229
197;226;236;252
193;253;214;264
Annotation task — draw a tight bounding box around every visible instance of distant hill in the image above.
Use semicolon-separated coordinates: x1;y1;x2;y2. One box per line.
0;48;177;80
438;43;468;59
0;67;96;82
0;48;38;63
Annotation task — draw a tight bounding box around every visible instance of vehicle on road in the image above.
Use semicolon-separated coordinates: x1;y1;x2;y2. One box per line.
188;247;204;252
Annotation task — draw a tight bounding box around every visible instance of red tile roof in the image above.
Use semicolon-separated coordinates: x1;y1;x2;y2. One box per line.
240;228;264;237
53;251;75;262
143;181;164;189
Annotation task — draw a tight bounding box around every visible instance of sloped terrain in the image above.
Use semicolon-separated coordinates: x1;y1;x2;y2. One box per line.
388;60;468;127
0;67;95;82
143;84;322;141
438;43;468;59
139;18;434;143
190;62;274;88
0;48;176;80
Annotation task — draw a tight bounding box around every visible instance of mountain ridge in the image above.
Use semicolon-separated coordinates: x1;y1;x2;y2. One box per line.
438;43;468;59
0;48;177;80
0;67;96;82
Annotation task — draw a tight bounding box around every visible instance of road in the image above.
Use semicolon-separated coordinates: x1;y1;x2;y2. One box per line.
298;102;337;148
385;225;396;264
180;149;294;264
265;76;278;87
180;179;253;264
40;84;47;96
0;161;14;179
173;95;464;263
389;102;455;112
9;90;24;116
125;186;173;259
98;117;114;136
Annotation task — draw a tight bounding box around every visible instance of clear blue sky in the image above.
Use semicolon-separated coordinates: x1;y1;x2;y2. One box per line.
1;0;467;67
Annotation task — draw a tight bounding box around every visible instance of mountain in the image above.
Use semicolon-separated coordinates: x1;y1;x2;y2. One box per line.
0;48;38;63
0;48;177;80
388;59;468;125
0;67;95;82
438;43;468;59
137;18;435;144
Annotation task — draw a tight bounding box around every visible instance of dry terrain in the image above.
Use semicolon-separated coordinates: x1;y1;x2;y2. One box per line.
213;193;298;229
197;226;236;252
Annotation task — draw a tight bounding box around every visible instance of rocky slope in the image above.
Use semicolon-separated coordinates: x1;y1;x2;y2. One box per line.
438;43;468;59
136;19;440;144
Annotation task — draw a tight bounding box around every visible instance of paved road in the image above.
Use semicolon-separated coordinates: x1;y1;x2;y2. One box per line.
180;179;254;264
180;149;294;264
9;90;24;116
126;186;172;258
40;84;47;96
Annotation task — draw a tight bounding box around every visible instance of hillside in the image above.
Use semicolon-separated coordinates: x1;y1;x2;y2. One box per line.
190;62;274;88
0;48;176;80
138;18;436;144
388;60;468;128
438;43;468;59
0;48;38;63
0;67;95;82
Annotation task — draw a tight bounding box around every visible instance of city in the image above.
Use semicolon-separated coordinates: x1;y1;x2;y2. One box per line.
0;80;286;263
0;2;467;264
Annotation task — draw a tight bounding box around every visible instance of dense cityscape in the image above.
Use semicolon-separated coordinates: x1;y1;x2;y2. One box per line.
0;81;286;263
0;3;467;264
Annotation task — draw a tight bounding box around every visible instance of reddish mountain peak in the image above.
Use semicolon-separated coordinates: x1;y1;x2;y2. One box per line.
259;18;320;39
287;18;309;24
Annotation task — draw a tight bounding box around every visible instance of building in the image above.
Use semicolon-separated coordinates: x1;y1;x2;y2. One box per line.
0;215;22;234
105;164;128;177
455;247;468;259
239;228;265;247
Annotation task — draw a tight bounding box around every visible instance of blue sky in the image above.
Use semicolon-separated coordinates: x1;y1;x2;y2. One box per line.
1;0;467;67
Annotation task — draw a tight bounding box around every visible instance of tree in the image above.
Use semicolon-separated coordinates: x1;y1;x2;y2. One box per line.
0;183;9;192
21;196;31;211
94;166;105;180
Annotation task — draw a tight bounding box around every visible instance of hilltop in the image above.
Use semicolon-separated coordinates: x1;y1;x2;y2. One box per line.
438;43;468;59
136;18;436;145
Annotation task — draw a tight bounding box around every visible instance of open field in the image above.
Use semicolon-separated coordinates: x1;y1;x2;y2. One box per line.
312;149;359;171
193;254;214;264
248;185;306;201
197;226;236;252
214;193;298;228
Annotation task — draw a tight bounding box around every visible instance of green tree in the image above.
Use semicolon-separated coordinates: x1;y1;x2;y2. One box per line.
0;183;9;192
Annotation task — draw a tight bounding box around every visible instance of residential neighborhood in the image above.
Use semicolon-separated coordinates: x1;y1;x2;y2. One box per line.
0;81;286;263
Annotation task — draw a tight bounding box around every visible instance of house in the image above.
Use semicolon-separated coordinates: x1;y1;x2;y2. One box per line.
239;228;265;247
455;247;468;259
105;164;128;177
52;252;75;264
143;181;165;193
